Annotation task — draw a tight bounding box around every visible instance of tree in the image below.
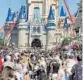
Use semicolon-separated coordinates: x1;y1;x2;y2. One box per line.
0;39;4;46
61;37;71;46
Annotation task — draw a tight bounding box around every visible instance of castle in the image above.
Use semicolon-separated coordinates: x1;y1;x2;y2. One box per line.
4;0;71;50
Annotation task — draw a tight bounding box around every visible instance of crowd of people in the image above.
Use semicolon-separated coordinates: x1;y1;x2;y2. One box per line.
0;47;82;80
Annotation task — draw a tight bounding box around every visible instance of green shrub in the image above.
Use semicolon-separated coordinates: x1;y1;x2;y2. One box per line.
0;39;4;46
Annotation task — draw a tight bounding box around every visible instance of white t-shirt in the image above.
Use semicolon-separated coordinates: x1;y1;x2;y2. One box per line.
66;59;76;72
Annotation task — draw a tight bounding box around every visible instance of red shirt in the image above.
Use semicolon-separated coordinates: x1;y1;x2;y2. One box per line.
0;57;3;71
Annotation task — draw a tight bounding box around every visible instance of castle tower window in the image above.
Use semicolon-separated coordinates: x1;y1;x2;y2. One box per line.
37;27;41;33
33;27;36;33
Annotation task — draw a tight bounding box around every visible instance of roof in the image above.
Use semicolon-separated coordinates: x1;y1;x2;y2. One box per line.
45;6;56;29
6;8;14;21
12;12;18;21
18;6;26;19
48;6;55;21
6;8;18;22
60;6;66;17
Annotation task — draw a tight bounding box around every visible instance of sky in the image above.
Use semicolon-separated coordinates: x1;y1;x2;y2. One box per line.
0;0;79;27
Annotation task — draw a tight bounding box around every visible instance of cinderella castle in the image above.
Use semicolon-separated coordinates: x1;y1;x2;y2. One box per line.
4;0;71;50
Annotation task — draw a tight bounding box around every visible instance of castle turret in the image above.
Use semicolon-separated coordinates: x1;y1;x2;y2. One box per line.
18;6;28;50
18;6;26;22
45;6;56;29
6;8;15;23
6;8;12;22
45;6;56;50
6;7;18;23
59;5;66;27
60;6;66;17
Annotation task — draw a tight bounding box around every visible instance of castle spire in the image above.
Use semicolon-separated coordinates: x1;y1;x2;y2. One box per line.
18;6;26;19
60;5;66;17
48;6;55;21
45;6;56;28
12;12;18;22
6;8;13;21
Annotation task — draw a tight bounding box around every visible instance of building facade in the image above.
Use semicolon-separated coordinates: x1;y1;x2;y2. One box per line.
4;0;69;50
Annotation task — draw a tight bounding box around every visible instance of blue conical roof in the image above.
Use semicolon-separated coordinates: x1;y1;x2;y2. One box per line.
12;12;18;21
60;6;66;16
45;6;56;29
18;6;26;19
6;8;13;21
48;6;55;21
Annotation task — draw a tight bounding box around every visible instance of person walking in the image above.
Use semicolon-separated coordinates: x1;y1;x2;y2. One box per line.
66;54;82;80
57;61;69;80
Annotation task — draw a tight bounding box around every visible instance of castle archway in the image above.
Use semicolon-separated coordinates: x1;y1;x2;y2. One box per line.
31;38;42;48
